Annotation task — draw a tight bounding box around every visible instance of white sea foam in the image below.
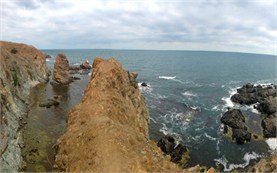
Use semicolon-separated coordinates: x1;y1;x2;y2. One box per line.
159;76;176;80
212;105;221;111
182;91;198;97
215;152;261;172
204;133;217;141
216;140;221;155
138;82;153;93
46;59;50;62
266;138;277;151
221;87;238;110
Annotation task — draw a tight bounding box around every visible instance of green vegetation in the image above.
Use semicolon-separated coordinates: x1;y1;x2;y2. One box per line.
11;48;18;54
12;71;19;87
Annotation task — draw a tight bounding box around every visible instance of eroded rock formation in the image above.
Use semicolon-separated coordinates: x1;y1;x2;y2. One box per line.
55;58;182;172
53;53;71;84
0;41;50;171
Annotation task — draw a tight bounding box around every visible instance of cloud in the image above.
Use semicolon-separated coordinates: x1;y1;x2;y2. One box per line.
1;0;276;54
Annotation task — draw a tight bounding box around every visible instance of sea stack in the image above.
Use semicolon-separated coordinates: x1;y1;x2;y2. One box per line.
0;41;50;171
55;58;181;172
53;53;71;84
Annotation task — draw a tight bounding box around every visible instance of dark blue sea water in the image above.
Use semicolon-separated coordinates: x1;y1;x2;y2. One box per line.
43;49;277;171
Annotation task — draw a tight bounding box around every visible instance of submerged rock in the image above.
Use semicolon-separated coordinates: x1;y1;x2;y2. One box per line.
53;54;71;84
55;58;181;172
39;99;60;108
0;41;50;171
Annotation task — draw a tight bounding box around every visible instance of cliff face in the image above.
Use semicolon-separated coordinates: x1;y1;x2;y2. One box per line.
0;41;50;171
55;58;181;172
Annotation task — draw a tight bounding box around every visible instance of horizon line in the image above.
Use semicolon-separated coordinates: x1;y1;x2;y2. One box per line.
39;48;276;56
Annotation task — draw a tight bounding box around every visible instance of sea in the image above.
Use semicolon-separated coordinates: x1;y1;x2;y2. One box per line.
25;49;277;171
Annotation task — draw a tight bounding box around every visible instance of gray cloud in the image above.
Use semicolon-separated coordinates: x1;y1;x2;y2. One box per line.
2;0;276;54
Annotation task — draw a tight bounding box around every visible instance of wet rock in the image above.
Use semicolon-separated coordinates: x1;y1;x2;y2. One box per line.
232;128;251;144
53;53;71;84
80;60;92;69
71;76;81;80
257;96;277;115
157;136;175;154
261;117;276;138
141;82;148;87
157;135;189;166
45;54;52;59
221;109;246;129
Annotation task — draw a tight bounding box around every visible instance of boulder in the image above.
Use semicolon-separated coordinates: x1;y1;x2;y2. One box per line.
249;156;277;172
80;60;92;69
45;54;52;59
39;99;60;108
53;54;71;84
257;96;277;115
232;128;251;144
141;82;148;87
157;135;189;166
221;109;246;129
261;117;276;138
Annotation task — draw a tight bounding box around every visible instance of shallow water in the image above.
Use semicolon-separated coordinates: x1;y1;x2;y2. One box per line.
22;77;89;171
33;49;276;171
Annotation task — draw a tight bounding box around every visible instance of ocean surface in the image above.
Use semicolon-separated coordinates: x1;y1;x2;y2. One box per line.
42;49;277;171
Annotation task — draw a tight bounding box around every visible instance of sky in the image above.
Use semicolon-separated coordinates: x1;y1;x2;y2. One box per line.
1;0;277;55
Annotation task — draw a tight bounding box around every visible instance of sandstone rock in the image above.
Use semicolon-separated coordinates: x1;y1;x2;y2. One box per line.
53;54;71;84
249;156;277;172
55;58;181;172
0;41;50;171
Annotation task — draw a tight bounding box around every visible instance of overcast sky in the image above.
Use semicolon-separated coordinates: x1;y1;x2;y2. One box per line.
1;0;276;55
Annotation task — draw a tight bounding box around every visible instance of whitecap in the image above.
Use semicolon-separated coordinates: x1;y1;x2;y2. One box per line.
46;59;50;62
214;152;261;172
266;138;277;151
212;105;221;111
221;87;238;110
182;91;198;97
204;133;217;141
159;76;176;80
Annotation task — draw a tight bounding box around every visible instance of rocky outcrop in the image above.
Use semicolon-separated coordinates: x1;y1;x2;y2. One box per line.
221;109;251;144
53;53;71;84
248;156;277;172
228;83;276;138
157;136;190;166
0;41;50;171
231;83;276;105
55;58;182;172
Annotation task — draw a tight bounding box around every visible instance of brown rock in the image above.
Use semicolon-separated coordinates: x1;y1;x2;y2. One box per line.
249;156;277;172
53;53;71;84
80;60;91;69
55;58;181;172
207;167;215;173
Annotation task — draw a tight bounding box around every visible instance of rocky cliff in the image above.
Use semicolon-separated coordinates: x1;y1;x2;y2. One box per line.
0;41;50;171
55;58;182;172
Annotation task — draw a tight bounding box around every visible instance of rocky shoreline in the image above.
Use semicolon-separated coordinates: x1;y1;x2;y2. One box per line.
0;41;50;171
0;41;276;172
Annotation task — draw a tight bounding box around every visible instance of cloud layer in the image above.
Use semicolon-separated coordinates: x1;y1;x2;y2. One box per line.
2;0;276;54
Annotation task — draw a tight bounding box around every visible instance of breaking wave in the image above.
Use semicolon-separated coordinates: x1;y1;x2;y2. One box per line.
214;152;261;172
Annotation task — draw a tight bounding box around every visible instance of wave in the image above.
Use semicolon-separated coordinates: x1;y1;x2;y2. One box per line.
46;59;50;62
204;133;217;141
159;76;176;80
138;82;153;93
221;87;239;110
266;138;277;151
212;105;221;111
214;152;261;172
182;91;198;97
